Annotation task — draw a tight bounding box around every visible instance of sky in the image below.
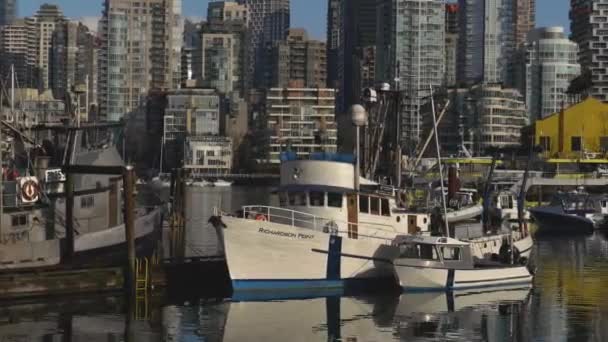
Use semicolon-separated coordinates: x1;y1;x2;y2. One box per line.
20;0;570;40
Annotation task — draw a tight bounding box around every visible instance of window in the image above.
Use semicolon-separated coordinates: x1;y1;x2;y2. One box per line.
600;136;608;152
381;198;390;216
540;136;551;152
297;192;307;206
11;214;27;227
440;247;461;261
399;244;440;260
359;195;369;213
571;136;582;152
327;192;343;208
279;192;287;206
309;191;324;207
80;196;94;209
370;197;380;215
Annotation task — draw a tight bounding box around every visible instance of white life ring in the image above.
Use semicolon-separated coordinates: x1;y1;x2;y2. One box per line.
21;180;39;202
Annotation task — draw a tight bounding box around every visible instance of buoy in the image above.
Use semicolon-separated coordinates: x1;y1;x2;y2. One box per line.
255;214;267;221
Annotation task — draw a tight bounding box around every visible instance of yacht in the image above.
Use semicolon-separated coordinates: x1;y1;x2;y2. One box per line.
209;154;431;292
213;179;233;187
530;188;608;234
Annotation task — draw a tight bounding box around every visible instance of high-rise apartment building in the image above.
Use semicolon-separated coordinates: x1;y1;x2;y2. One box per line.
457;0;535;86
27;4;65;91
266;28;327;88
0;0;16;26
376;0;445;150
445;3;459;87
238;0;290;88
326;0;341;89
195;4;249;95
208;1;248;24
51;21;98;109
570;0;608;101
0;19;36;88
338;0;377;112
98;0;182;122
522;27;580;121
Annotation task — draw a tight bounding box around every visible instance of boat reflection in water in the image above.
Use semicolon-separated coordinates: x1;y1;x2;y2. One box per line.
164;286;531;342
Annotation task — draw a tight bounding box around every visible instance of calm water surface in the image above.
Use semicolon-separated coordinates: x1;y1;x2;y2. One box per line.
3;186;608;341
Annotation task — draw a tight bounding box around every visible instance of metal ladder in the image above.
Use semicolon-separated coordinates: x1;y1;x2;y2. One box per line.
134;258;149;320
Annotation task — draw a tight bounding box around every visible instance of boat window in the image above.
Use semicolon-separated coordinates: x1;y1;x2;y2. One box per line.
297;192;307;206
11;214;27;227
370;197;380;215
279;192;287;206
327;192;343;208
288;192;296;206
381;198;390;216
359;195;369;213
81;195;94;209
440;247;461;261
399;243;440;261
309;191;325;207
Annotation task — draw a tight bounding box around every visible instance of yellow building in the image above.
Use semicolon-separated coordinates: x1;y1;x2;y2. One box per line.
535;97;608;159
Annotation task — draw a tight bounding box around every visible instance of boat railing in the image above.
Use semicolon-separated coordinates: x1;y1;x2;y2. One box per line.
241;205;396;242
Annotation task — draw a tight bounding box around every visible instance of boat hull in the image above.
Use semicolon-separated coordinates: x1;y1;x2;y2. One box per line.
218;216;399;292
530;206;594;234
394;263;533;291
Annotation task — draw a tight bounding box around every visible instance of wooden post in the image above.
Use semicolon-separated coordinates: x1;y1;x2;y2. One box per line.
65;172;75;260
123;165;136;297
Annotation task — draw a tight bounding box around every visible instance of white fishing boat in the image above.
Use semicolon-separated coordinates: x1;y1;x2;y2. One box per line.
490;190;530;222
189;179;212;187
214;179;233;187
391;235;533;291
210;155;431;292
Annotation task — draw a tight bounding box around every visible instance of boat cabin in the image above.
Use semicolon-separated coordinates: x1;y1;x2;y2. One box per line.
393;235;474;269
245;155;431;240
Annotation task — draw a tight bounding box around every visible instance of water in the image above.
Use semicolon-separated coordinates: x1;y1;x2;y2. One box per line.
4;186;608;341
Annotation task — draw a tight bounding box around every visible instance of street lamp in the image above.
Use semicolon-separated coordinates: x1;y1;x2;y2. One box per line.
351;104;368;191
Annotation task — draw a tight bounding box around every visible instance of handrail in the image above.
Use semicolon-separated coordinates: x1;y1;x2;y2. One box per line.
241;205;399;235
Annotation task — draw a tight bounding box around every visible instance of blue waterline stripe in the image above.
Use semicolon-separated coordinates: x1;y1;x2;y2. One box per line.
232;279;344;291
402;280;533;292
455;274;532;285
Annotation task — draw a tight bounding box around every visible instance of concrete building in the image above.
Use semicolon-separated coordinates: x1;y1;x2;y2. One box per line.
326;0;341;89
238;0;290;88
185;136;233;174
457;0;535;86
376;0;445;151
523;27;581;121
0;0;16;26
24;4;65;91
98;0;182;122
163;88;223;170
198;17;248;95
266;28;327;89
208;1;248;24
535;97;608;158
264;85;338;163
338;0;377;112
468;84;528;152
570;0;608;101
51;21;98;114
0;19;36;88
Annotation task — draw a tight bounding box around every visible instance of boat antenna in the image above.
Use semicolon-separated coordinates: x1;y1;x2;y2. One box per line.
430;85;449;237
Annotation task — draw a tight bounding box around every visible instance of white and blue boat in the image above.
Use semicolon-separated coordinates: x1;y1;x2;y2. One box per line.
391;235;533;291
211;154;432;293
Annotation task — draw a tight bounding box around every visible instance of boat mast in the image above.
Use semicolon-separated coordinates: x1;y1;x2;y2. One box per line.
430;85;449;237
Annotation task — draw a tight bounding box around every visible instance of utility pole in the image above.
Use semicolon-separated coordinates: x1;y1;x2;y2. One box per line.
124;165;136;298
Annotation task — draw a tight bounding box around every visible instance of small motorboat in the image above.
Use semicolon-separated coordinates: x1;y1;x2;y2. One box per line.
188;179;212;187
529;188;608;234
213;179;233;187
391;235;533;291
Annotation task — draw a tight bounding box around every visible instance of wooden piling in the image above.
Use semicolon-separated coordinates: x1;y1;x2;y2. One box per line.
65;172;75;260
123;165;136;298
